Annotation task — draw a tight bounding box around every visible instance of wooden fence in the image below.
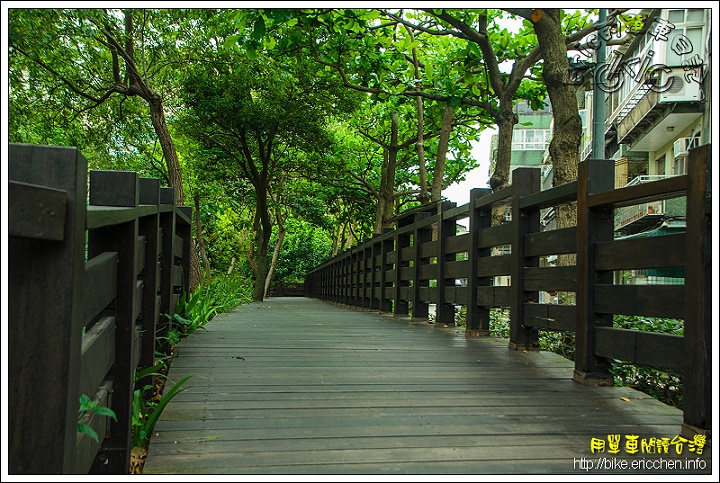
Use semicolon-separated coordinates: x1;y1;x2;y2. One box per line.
8;143;192;474
305;145;712;440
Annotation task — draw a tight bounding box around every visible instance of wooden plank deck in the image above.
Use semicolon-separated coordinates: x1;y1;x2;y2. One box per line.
143;297;711;475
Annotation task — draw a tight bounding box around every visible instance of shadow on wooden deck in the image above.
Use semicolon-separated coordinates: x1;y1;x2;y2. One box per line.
143;297;711;476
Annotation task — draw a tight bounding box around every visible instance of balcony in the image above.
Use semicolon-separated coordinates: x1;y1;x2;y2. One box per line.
610;68;703;152
613;175;679;237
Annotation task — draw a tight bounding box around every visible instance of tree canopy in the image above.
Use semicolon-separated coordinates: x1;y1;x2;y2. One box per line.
7;7;626;298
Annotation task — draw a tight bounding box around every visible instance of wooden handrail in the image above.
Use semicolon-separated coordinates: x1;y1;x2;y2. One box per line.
306;145;712;441
8;143;193;474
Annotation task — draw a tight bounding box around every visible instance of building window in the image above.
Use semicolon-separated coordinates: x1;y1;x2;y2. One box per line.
655;155;665;175
512;129;551;150
673;154;686;175
667;9;705;24
664;10;706;68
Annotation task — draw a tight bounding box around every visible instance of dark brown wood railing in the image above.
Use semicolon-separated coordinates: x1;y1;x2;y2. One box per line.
8;143;192;474
305;145;712;440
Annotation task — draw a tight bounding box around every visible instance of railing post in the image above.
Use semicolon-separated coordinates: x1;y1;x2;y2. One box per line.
682;143;711;440
466;188;492;336
346;251;353;305
508;168;540;350
334;257;340;303
332;257;338;303
379;228;395;313
176;206;193;298
362;240;372;308
137;178;162;390
158;187;177;321
8;144;87;474
412;212;432;320
435;202;457;327
328;258;335;302
394;222;411;316
350;246;362;307
87;170;140;474
370;238;381;310
574;158;615;385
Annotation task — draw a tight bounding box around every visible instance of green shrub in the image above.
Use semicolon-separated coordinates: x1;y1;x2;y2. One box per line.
158;272;253;345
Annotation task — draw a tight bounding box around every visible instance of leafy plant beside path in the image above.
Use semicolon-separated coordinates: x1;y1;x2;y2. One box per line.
159;272;254;347
77;394;117;444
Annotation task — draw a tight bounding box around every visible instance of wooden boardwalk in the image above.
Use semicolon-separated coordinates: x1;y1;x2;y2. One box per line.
143;297;711;475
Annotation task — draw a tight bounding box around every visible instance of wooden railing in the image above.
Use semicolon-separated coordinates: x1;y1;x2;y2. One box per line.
305;145;712;440
8;143;192;474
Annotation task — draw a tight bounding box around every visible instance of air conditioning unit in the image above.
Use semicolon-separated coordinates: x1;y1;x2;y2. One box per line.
674;138;691;157
673;137;697;158
659;68;702;103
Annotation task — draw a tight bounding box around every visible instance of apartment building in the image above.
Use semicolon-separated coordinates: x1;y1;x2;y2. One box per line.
591;8;709;236
491;8;711;289
597;8;710;284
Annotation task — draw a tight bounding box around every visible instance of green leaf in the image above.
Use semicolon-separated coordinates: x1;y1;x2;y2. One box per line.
79;393;94;412
135;362;167;382
263;36;276;50
252;18;266;40
92;406;118;421
223;35;239;51
78;423;99;443
135;376;192;447
424;63;434;80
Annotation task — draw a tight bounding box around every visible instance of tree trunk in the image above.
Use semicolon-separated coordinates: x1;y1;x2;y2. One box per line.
404;27;429;204
377;112;400;233
246;241;257;278
532;9;582;190
252;223;270;301
263;214;285;299
148;97;184;204
345;223;356;250
148;95;202;291
532;8;582;305
416;95;429;203
489;106;518;192
374;147;390;234
251;176;273;301
489;106;519;226
332;223;345;256
532;9;582;274
375;151;397;234
431;104;454;201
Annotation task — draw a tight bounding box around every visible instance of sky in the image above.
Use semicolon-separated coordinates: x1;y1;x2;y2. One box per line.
441;128;496;206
